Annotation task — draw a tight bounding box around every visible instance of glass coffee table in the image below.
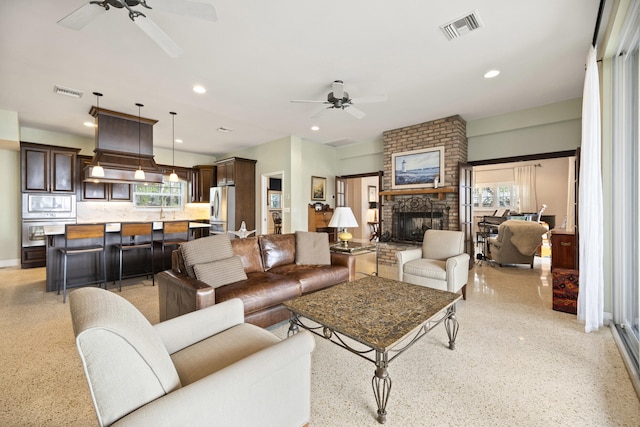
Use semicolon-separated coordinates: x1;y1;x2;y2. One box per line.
283;275;461;424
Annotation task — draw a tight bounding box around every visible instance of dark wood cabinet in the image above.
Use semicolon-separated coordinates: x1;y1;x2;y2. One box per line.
550;229;576;270
215;157;256;230
77;156;131;201
21;246;46;269
216;159;236;185
192;165;216;202
21;142;78;193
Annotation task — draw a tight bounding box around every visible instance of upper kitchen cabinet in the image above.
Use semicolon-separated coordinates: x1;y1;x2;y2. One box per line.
216;159;234;185
192;165;216;203
77;156;131;202
21;142;79;193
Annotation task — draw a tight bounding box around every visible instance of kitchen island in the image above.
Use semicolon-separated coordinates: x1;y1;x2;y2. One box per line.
44;221;210;292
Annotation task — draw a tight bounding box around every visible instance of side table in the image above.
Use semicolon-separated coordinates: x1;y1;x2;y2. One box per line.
330;241;378;276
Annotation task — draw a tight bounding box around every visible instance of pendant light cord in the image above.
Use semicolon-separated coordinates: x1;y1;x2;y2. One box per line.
170;111;177;167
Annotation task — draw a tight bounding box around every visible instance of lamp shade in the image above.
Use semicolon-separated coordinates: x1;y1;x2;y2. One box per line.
328;207;359;228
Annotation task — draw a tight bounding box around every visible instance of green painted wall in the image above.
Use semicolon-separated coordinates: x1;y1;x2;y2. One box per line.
0;148;20;267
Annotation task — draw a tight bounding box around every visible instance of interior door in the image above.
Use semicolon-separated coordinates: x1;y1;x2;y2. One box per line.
459;162;474;268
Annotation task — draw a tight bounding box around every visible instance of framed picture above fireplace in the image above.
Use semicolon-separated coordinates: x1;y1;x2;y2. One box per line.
391;146;444;189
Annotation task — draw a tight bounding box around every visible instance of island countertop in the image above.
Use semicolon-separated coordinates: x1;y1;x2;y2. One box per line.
44;221;210;236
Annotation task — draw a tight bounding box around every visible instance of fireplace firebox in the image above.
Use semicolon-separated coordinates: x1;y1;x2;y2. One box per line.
387;197;450;243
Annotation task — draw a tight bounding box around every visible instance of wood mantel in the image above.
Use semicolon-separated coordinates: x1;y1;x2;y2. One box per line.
379;187;456;201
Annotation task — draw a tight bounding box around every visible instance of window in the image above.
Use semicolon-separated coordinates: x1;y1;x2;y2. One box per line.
473;182;516;210
133;178;185;208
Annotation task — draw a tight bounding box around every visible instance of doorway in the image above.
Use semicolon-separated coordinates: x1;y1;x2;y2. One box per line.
336;171;383;243
261;171;284;235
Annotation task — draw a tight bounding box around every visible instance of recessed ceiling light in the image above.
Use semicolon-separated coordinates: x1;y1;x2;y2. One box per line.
175;138;183;143
83;121;96;127
193;85;206;94
311;125;320;131
484;69;500;79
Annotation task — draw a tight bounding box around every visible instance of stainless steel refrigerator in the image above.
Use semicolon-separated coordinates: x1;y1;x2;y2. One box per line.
210;186;236;234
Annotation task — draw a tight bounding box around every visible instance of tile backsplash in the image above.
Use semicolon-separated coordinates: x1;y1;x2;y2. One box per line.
77;202;209;224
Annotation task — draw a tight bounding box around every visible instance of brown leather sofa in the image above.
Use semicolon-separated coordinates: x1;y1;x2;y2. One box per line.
157;233;355;328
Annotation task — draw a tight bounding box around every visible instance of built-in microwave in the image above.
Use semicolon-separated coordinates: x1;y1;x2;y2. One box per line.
22;193;76;219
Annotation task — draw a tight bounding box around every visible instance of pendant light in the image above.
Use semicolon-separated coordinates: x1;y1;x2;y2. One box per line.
90;92;105;178
168;111;179;182
134;102;146;180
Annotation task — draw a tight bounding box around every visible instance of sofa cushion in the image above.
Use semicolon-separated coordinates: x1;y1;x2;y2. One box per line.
403;259;447;281
295;231;331;265
270;263;348;294
259;234;296;270
170;323;280;386
193;256;248;289
230;237;264;273
215;272;301;315
180;234;234;278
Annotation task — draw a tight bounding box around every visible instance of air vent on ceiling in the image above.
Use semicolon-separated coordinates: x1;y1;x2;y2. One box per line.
440;11;483;41
53;85;83;98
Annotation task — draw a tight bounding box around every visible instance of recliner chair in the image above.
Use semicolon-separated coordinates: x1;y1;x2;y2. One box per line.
487;219;548;268
396;230;470;300
69;287;315;427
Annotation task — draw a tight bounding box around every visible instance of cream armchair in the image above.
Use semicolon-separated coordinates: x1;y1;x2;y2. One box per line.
69;287;315;427
396;230;470;300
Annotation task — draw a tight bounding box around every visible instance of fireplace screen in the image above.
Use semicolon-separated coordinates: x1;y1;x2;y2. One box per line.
390;197;450;242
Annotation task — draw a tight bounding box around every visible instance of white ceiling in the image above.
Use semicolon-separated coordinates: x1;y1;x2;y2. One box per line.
0;0;602;156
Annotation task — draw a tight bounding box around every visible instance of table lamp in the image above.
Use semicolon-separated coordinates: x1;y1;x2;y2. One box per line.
328;207;359;247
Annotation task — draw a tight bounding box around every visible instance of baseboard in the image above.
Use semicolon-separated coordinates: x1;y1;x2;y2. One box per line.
0;259;20;269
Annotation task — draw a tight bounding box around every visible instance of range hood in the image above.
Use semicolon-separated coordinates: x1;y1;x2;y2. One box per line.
84;107;165;184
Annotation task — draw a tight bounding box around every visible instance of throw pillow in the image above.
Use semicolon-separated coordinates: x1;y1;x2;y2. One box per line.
295;231;331;265
180;234;234;278
193;256;248;289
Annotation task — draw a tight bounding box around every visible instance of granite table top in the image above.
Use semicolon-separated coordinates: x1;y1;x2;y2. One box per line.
283;275;461;352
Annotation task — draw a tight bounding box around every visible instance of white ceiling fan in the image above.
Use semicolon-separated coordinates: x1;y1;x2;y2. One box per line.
57;0;217;58
291;80;388;119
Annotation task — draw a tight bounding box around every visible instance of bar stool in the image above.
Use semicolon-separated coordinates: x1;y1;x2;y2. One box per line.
58;223;107;303
113;222;154;291
157;221;190;270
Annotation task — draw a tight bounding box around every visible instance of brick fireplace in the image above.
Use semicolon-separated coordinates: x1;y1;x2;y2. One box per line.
379;115;468;266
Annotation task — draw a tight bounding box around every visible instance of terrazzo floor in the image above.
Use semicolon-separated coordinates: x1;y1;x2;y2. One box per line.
1;255;639;426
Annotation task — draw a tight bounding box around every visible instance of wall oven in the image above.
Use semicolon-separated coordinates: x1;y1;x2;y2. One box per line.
22;194;76;220
21;194;77;247
21;219;76;247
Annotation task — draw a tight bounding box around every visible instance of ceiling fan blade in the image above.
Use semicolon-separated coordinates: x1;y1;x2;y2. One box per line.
57;3;105;30
350;95;388;104
291;99;328;104
149;0;218;21
311;107;333;119
344;105;366;119
134;16;184;58
332;80;345;99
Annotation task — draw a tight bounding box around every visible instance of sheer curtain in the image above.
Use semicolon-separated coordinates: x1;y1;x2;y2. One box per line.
514;165;537;212
577;45;604;333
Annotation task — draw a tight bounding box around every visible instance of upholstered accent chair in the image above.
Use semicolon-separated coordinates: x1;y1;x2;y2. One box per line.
69;287;314;427
488;220;548;268
396;230;470;300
